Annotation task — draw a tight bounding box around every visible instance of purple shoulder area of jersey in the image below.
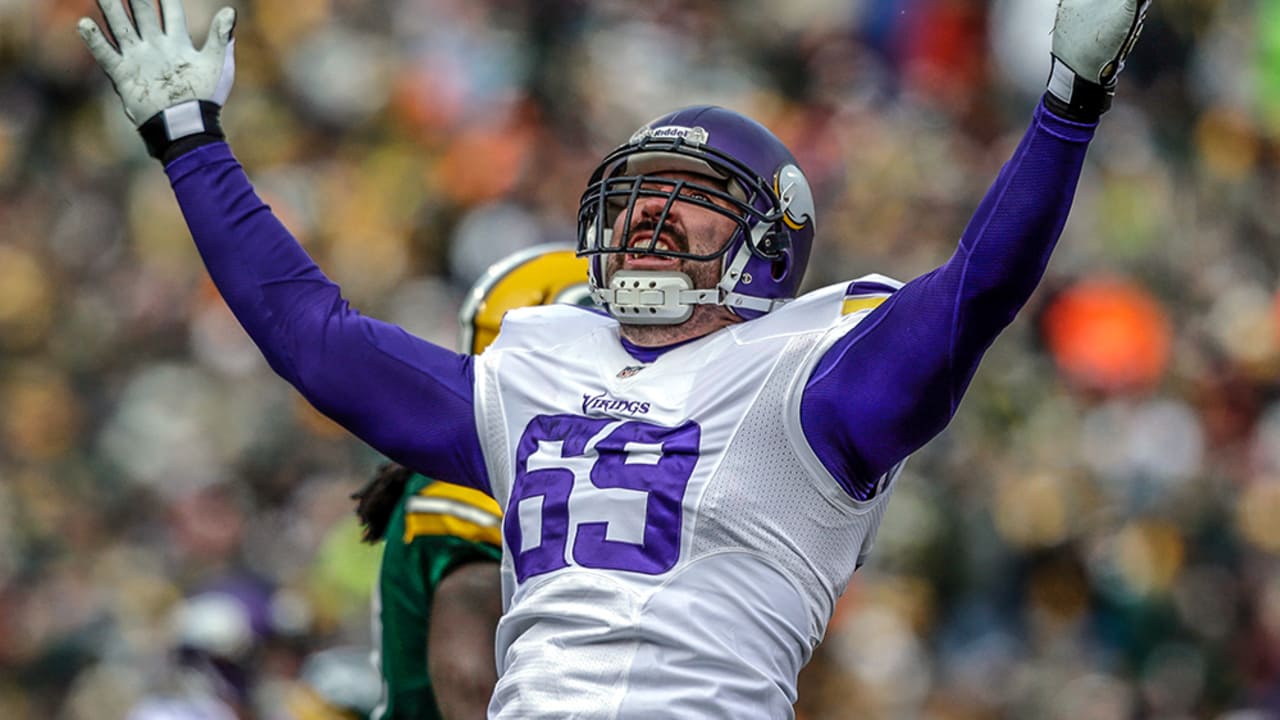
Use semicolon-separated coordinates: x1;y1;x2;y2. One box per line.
845;279;899;295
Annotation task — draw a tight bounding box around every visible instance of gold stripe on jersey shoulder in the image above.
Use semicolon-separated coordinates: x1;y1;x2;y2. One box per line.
403;511;503;546
841;295;888;316
419;481;502;516
402;482;503;545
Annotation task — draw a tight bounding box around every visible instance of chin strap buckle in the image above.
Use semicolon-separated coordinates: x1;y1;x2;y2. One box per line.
592;271;717;325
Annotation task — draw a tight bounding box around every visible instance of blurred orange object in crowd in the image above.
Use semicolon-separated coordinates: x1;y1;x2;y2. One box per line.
1040;275;1173;394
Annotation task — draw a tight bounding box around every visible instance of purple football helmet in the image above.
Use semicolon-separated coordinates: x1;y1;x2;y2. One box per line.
577;105;816;322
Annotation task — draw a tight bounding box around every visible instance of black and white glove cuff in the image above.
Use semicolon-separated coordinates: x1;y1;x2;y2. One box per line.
138;100;225;164
1044;56;1114;124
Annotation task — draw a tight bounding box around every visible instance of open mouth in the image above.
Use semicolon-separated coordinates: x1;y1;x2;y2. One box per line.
621;232;682;269
626;232;676;255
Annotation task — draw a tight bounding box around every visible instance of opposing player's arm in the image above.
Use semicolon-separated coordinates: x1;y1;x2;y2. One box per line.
400;482;504;719
798;0;1150;498
79;0;489;491
430;561;503;720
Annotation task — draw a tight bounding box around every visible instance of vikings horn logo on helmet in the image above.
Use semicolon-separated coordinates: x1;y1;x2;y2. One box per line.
776;164;814;232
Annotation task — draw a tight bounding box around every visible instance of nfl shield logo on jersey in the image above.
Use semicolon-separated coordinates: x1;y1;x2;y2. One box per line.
617;365;645;379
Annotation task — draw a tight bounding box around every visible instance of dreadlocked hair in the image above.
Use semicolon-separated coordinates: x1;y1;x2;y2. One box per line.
351;462;415;543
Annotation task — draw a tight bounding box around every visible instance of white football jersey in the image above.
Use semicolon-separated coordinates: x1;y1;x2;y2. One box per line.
471;277;906;719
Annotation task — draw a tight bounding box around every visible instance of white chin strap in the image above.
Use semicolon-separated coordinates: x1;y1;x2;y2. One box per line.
591;228;789;325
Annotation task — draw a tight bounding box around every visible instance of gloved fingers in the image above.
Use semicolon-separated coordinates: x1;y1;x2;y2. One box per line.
201;6;236;55
128;0;162;40
203;7;237;104
77;17;123;72
96;0;139;48
157;0;188;39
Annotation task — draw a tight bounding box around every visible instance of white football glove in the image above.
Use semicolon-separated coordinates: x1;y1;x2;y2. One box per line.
78;0;237;159
1046;0;1152;122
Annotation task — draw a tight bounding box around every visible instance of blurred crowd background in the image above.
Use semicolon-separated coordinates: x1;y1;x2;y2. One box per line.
1;0;1279;717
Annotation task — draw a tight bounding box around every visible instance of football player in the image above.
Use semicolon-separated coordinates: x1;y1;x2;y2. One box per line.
79;0;1151;716
350;247;591;720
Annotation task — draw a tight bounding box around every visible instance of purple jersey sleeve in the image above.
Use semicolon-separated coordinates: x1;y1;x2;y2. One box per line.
800;102;1097;499
165;143;491;494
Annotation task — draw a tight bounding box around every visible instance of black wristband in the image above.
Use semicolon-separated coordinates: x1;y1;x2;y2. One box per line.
1044;56;1114;124
137;100;226;164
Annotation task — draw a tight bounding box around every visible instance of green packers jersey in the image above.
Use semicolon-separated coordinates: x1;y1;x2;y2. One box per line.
371;474;502;720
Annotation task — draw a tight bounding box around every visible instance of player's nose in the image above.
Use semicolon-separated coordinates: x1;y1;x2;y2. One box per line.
632;189;679;221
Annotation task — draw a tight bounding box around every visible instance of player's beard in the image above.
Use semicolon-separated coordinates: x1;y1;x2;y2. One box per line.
604;245;741;347
605;217;722;288
602;251;721;291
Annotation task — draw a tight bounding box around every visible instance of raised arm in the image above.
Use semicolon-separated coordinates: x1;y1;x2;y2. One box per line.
168;147;488;490
79;0;490;492
799;0;1152;498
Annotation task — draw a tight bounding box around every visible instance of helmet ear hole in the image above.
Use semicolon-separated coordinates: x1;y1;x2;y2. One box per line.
771;254;789;282
760;228;790;282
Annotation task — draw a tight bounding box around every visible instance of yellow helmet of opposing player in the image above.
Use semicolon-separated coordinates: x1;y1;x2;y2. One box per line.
458;244;593;355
